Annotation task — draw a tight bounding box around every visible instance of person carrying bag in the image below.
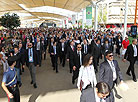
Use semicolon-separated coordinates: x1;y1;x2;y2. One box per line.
77;54;97;102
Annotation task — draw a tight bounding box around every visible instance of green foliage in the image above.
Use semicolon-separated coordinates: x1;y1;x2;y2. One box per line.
98;7;107;23
0;13;21;29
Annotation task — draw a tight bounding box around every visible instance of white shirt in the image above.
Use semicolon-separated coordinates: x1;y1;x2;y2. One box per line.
132;44;137;57
71;46;74;51
88;39;92;45
37;42;40;50
107;60;117;81
84;44;87;54
53;46;57;54
77;65;97;89
75;40;80;44
62;43;64;51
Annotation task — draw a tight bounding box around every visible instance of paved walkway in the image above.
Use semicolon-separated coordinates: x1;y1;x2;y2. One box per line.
0;54;138;102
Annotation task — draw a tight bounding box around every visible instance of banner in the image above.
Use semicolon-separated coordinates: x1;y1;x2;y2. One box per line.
72;15;76;25
86;7;92;26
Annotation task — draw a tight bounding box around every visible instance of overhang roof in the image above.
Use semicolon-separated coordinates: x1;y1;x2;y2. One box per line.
0;0;95;22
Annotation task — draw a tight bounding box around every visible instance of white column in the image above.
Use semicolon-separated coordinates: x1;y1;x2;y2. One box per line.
82;9;85;30
77;13;79;28
123;0;128;39
66;18;69;29
62;20;65;28
94;5;98;31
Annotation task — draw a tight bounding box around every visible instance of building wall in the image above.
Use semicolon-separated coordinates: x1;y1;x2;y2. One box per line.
107;0;136;24
99;0;136;24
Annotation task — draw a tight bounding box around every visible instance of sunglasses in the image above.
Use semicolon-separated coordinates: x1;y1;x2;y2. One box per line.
78;47;82;48
109;55;113;57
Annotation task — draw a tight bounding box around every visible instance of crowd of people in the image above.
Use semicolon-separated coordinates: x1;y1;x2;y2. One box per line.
0;27;138;102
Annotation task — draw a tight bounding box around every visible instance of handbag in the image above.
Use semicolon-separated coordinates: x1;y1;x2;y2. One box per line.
80;79;84;91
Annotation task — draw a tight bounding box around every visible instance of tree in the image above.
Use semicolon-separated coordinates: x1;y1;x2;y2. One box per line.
98;7;107;23
0;13;21;29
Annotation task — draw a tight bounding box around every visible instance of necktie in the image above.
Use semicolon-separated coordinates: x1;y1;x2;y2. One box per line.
111;61;114;67
78;51;80;56
72;47;74;51
85;45;87;54
78;51;82;65
111;61;117;81
30;48;32;56
54;47;56;54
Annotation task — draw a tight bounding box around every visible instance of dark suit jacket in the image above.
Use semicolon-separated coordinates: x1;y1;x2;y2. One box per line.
71;51;84;69
102;44;112;54
19;47;26;65
124;44;138;61
99;60;123;89
48;40;54;54
81;44;90;54
49;45;59;57
116;37;123;47
91;43;102;58
59;42;67;54
26;48;37;67
67;45;76;60
13;52;22;68
43;39;48;50
35;42;43;51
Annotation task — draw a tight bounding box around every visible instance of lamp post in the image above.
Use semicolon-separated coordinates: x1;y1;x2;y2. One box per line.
123;0;128;39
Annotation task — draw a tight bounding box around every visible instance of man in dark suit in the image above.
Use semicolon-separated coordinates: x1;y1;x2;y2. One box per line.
102;39;112;60
48;37;55;67
43;35;48;60
10;45;22;87
91;39;102;73
49;41;59;73
26;43;37;88
124;39;138;82
81;39;90;56
35;38;42;67
59;38;67;67
99;51;124;102
67;41;76;73
115;33;123;57
19;42;26;73
71;44;84;84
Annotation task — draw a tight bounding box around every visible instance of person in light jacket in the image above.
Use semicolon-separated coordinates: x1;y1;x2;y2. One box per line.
77;54;97;102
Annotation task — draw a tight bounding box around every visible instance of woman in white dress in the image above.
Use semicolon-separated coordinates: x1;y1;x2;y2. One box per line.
77;54;97;102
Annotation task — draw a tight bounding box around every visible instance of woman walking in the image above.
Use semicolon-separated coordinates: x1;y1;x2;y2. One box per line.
77;54;97;102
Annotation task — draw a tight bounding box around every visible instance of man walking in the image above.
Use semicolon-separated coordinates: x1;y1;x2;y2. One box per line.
99;51;124;102
123;39;138;82
26;43;37;88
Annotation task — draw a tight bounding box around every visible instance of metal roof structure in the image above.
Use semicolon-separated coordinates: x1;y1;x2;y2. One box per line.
0;0;95;23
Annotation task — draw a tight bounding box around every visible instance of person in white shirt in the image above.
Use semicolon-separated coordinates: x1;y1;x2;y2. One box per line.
0;47;9;72
77;54;97;102
87;35;92;45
